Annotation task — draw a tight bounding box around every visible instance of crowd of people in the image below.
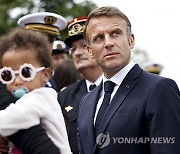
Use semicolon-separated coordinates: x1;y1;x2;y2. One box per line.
0;5;180;154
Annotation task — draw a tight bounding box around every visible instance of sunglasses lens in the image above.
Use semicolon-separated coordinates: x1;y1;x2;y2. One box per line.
21;67;32;78
1;70;12;81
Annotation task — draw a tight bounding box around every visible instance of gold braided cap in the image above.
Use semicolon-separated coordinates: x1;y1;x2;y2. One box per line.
68;17;87;36
145;66;162;74
18;12;68;37
25;24;60;36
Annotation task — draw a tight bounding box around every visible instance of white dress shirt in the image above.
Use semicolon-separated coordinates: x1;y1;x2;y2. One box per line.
86;75;103;92
94;61;135;123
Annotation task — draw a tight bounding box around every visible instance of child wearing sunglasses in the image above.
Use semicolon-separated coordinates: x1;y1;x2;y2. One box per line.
0;28;71;154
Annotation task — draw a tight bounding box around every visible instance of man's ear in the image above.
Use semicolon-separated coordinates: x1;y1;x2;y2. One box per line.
128;33;135;49
86;45;94;59
43;67;51;83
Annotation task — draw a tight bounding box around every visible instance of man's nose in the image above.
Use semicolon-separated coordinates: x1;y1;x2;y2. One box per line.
73;46;84;57
104;35;114;49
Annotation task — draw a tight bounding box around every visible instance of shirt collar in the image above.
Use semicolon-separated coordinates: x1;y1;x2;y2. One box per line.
103;60;135;86
86;74;103;92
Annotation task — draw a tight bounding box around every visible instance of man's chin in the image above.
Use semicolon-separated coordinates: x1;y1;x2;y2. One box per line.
76;63;91;72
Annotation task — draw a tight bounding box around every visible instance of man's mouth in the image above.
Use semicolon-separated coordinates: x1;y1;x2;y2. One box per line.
104;52;119;59
77;58;88;63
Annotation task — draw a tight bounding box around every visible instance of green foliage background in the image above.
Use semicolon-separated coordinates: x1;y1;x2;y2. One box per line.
0;0;97;40
0;0;150;66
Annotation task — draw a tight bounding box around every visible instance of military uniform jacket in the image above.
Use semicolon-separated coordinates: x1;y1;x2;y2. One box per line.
58;79;87;154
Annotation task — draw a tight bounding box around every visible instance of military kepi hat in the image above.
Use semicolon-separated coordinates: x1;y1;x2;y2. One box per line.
65;16;87;47
18;12;67;37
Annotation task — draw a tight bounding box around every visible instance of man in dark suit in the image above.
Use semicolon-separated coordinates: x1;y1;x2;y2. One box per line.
77;6;180;154
0;82;59;154
58;16;103;154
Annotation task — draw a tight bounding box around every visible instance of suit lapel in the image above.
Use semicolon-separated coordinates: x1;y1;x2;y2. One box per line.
85;84;103;149
98;64;142;135
75;80;87;103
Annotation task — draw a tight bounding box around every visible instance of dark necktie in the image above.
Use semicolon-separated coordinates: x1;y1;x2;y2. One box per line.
89;84;96;91
95;81;115;136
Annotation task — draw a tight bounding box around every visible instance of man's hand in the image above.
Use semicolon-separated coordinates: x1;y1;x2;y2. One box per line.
0;135;8;154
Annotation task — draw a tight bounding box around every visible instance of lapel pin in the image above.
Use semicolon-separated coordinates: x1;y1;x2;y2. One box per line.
125;85;130;89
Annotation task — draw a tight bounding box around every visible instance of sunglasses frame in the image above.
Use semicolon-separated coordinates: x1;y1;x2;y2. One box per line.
0;63;45;85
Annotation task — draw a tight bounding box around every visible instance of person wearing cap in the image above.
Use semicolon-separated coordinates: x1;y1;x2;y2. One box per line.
51;40;69;70
58;16;103;154
143;61;163;75
18;12;67;50
18;12;68;91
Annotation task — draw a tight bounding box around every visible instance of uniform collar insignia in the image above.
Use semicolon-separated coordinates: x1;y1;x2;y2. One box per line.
65;105;73;112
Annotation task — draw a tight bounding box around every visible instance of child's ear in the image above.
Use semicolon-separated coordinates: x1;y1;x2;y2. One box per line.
43;67;51;83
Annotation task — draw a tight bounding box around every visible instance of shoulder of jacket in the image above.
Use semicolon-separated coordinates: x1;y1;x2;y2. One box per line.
60;79;85;92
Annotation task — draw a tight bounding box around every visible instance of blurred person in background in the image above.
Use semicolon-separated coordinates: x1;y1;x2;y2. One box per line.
143;61;163;75
58;16;103;154
18;12;67;50
53;59;83;92
51;40;69;71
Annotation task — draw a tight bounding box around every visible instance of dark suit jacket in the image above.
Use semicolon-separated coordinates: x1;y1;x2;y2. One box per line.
0;82;59;154
58;79;87;154
77;64;180;154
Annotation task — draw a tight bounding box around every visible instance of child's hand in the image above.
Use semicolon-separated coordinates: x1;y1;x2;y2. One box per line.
0;135;8;154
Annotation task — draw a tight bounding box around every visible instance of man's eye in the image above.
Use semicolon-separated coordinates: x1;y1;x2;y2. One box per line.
93;36;103;43
81;44;87;48
112;31;120;37
70;48;76;54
